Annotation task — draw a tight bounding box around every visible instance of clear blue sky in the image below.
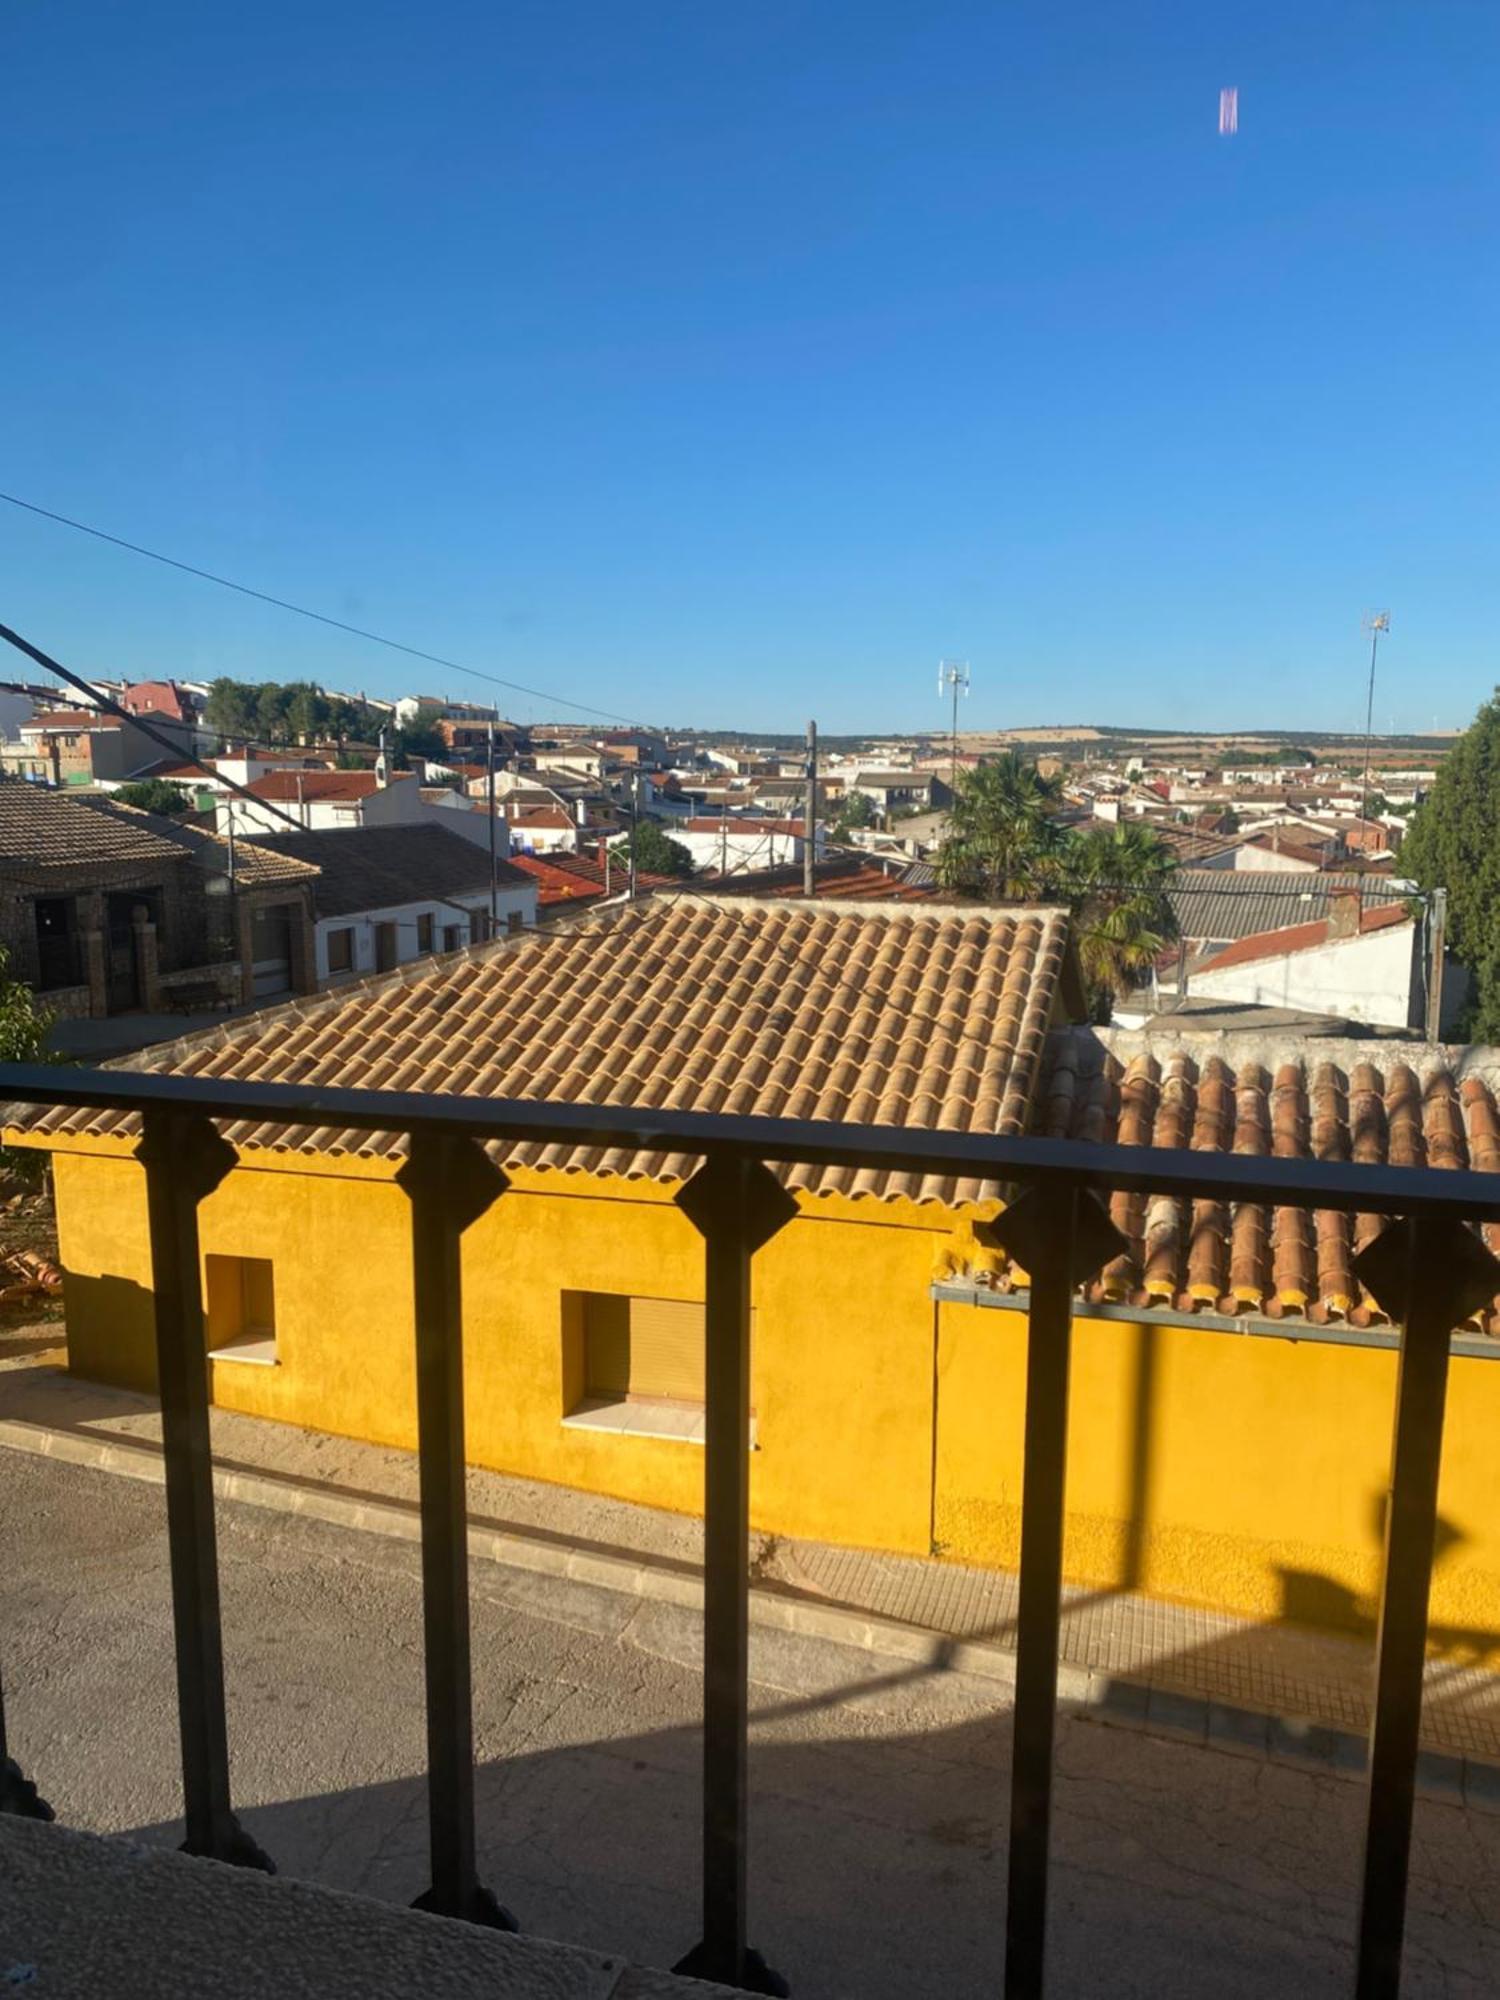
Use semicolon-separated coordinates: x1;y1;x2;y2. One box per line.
2;3;1495;735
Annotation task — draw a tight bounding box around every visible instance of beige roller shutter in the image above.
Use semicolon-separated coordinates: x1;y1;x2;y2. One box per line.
626;1296;705;1404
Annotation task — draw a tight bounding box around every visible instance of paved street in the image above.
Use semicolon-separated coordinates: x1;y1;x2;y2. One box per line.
7;1450;1500;1999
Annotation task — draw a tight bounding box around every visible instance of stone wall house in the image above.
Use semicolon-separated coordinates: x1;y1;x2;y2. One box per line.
0;780;319;1016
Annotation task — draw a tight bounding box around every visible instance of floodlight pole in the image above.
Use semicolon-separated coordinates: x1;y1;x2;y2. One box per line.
939;660;970;793
1360;613;1390;838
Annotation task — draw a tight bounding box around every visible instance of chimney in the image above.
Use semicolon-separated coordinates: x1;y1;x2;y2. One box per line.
1328;888;1362;941
576;797;587;827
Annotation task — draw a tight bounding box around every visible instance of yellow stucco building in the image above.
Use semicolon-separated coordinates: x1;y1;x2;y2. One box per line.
18;899;1500;1653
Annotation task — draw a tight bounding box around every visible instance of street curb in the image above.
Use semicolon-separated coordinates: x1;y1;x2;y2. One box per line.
5;1412;1496;1806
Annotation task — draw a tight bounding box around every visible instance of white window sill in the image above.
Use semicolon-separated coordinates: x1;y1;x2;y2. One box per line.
211;1336;279;1368
563;1398;760;1448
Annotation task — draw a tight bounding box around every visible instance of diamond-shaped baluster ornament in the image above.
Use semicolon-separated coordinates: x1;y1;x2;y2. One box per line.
1352;1214;1500;1333
976;1182;1128;1292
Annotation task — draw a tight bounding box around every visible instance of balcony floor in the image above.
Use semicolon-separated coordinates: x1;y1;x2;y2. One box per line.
0;1817;735;1999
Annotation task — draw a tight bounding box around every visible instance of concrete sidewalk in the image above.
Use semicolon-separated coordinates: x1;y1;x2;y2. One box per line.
5;1324;1500;1773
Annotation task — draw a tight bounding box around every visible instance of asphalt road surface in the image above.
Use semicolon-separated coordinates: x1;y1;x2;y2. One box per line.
7;1450;1500;1998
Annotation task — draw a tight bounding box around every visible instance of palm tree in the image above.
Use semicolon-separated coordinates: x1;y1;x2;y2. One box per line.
935;753;1067;900
1064;822;1179;1005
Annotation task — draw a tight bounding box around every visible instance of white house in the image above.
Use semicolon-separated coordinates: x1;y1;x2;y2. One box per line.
217;770;428;839
251;823;537;984
1188;895;1461;1032
675;818;825;874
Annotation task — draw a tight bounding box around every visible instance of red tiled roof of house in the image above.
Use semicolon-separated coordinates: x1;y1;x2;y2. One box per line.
19;899;1075;1209
1201;899;1410;973
1028;1034;1500;1334
713;856;934;903
28;710;114;729
244;770;409;802
510;850;675;906
683;817;808;836
512;807;577;829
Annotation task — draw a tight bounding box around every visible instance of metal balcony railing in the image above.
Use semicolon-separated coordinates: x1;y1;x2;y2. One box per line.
2;1058;1500;2000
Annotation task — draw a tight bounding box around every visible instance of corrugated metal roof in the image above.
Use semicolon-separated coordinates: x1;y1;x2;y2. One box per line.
1168;870;1408;944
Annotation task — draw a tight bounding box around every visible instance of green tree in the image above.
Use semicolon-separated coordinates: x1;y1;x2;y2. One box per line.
830;790;876;838
1402;689;1500;1038
202;677;257;738
0;944;56;1177
1063;822;1179;1011
114;779;194;817
285;683;327;743
391;720;448;765
254;682;289;743
935;753;1066;899
614;820;695;879
0;946;52;1065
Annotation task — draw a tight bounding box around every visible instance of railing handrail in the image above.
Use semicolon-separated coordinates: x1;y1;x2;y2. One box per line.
3;1059;1500;1221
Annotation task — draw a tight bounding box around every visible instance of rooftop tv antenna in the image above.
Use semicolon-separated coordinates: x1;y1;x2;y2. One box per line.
938;659;970;791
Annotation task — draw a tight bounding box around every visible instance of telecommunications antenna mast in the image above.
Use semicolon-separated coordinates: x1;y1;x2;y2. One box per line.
938;659;970;790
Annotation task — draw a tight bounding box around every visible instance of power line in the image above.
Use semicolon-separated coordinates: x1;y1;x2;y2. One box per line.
0;488;652;731
0;619;324;841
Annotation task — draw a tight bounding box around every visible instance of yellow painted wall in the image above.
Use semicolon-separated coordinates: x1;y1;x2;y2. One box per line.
40;1142;941;1557
34;1139;1500;1652
936;1299;1500;1651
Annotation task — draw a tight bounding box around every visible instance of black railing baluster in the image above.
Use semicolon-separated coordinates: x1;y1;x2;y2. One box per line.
984;1183;1126;2000
4;1061;1500;1990
136;1109;272;1871
0;1666;54;1822
674;1153;796;1997
1352;1216;1500;1999
396;1131;517;1931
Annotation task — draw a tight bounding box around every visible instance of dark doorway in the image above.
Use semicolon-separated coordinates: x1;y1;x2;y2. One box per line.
33;897;78;991
374;921;398;973
104;893;153;1011
249;904;294;999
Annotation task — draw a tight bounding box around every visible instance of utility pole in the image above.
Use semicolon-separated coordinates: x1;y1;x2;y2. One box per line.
938;660;970;792
1426;886;1448;1045
487;721;498;938
803;718;817;899
629;770;641;900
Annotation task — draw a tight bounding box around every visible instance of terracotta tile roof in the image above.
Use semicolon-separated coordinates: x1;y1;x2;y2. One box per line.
26;710;114;730
509;851;674;907
1024;1033;1500;1334
512;807;577;829
250;825;530;917
23;899;1073;1207
0;780;198;866
244;770;383;802
683;817;809;836
1201;899;1410;972
0;779;317;885
1136;822;1244;863
713;856;935;903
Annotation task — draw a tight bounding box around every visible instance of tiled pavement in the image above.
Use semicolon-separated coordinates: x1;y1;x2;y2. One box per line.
783;1542;1500;1761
